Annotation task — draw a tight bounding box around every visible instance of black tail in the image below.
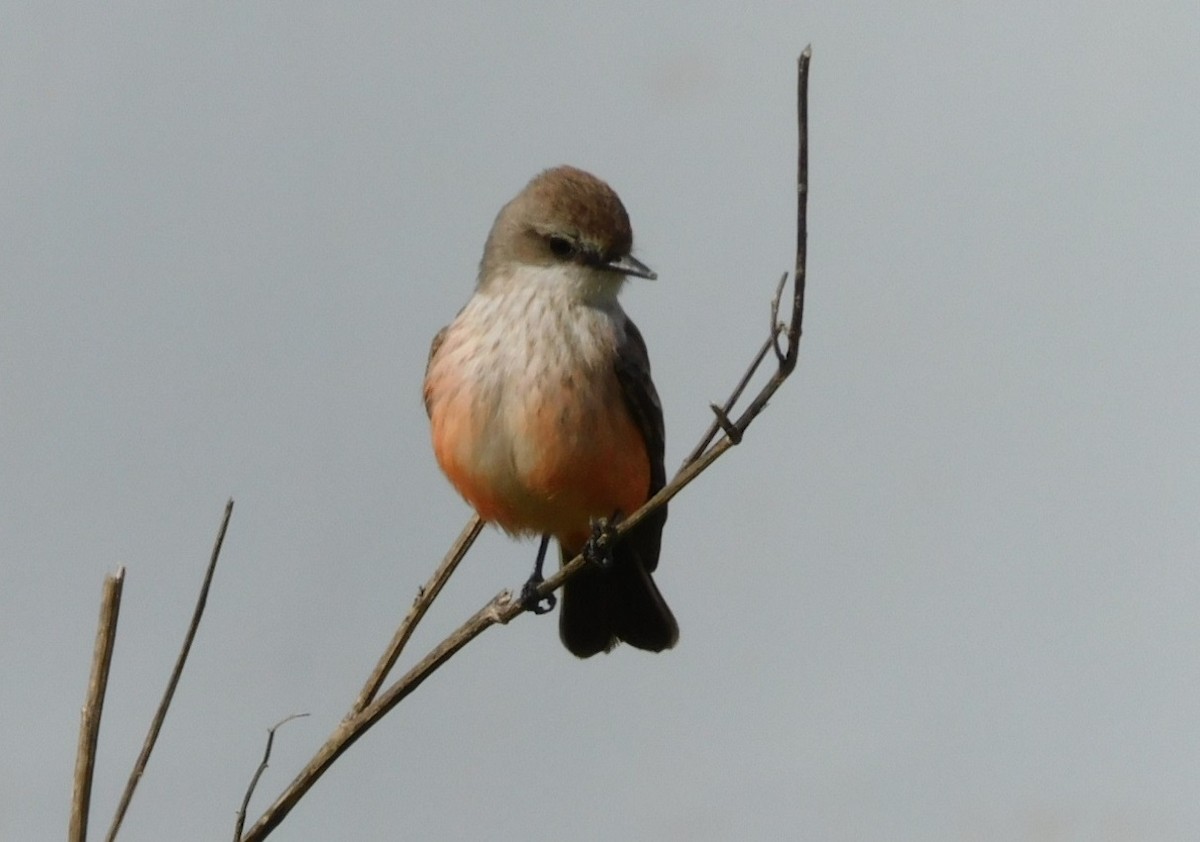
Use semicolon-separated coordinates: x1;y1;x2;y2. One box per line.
558;542;679;658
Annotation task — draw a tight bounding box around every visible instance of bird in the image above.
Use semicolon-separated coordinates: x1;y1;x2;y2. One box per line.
422;165;678;658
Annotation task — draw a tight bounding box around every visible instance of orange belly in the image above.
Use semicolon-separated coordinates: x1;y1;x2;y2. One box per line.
429;368;650;550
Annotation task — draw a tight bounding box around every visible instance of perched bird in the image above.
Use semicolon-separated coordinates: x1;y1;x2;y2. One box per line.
423;166;678;657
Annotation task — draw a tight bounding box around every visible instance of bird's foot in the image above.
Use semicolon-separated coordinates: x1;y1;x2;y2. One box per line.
519;573;556;615
519;534;557;615
583;511;623;569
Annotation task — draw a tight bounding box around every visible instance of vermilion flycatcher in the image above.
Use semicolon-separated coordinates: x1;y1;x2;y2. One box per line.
423;166;678;658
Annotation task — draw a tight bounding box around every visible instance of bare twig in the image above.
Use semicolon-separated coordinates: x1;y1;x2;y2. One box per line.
688;46;810;461
233;713;310;841
105;499;234;842
770;271;789;363
684;313;783;464
790;47;811;371
351;515;484;715
684;59;809;463
708;403;743;444
238;47;813;842
70;567;126;842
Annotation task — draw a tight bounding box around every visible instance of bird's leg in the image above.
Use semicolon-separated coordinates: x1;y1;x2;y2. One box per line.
519;534;557;614
583;510;623;569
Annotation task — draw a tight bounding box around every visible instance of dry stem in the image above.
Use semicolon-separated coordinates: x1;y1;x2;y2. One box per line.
70;567;125;842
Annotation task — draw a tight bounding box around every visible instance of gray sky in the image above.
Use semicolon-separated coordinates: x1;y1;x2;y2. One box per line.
4;2;1199;840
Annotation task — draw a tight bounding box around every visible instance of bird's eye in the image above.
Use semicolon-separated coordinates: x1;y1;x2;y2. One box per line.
547;236;577;259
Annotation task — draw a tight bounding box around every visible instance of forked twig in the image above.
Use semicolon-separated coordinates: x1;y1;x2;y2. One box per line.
685;272;788;465
237;46;813;842
233;713;310;841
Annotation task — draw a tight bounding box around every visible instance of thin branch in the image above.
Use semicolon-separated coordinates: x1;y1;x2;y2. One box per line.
239;48;813;842
770;270;790;364
683;328;778;465
708;403;743;444
105;499;234;842
350;515;484;714
680;50;810;464
233;714;310;841
787;46;810;375
690;45;811;444
70;567;126;842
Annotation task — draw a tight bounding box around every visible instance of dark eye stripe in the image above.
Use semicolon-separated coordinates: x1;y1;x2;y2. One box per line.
547;236;577;259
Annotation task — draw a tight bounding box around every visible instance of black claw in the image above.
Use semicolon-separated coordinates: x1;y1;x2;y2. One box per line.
519;577;557;614
583;510;623;569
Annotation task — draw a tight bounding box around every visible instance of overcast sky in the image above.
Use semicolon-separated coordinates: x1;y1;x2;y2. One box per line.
3;2;1199;840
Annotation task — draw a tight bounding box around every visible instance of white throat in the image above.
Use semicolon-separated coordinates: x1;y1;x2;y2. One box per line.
480;261;627;308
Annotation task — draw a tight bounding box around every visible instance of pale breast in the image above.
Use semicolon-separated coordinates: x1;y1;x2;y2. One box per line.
425;276;650;541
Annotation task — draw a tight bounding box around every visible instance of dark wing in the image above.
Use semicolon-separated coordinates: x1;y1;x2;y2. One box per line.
559;313;678;656
613;316;667;572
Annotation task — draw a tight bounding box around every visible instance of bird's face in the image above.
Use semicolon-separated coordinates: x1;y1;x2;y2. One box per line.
479;166;655;302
